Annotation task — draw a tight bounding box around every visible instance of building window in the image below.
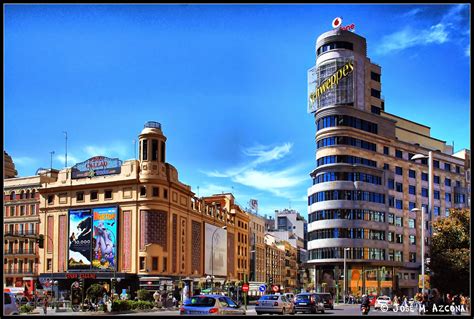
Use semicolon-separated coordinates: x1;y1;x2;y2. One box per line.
388;196;394;208
445;208;450;217
163;257;167;272
10;191;16;200
433;160;440;168
383;146;389;155
394;251;403;262
434;175;440;184
140;186;146;197
10;206;15;216
371;88;381;99
409;202;416;211
408;219;415;228
152;140;158;161
384;163;389;170
20;206;25;216
421;173;428;181
152;257;158;271
409;253;416;263
421;188;428;197
152;187;159;197
388;213;394;224
434;191;440;200
142;139;148;161
409;235;416;245
160;141;166;163
444;163;451;172
395;149;403;159
371;105;381;114
456;166;461;174
76;192;84;202
408;153;415;161
395;200;403;210
371;71;381;82
388;232;394;242
163;189;168;199
30;204;36;215
445;193;452;202
388;179;394;190
395;166;403;175
396;234;403;244
91;191;98;201
409;185;416;195
395;183;403;193
47;258;52;271
445;178;451;187
409;170;416;178
48;195;54;204
139;257;146;271
105;190;113;199
434;206;440;216
395;216;403;227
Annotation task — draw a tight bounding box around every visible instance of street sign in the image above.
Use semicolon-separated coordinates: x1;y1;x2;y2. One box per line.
259;285;267;292
271;285;279;292
242;283;249;293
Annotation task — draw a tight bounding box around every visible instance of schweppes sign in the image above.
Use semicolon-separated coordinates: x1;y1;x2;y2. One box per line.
310;61;354;104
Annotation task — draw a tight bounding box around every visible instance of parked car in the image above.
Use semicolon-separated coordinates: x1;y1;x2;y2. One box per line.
4;292;20;316
179;294;245;315
315;292;334;310
294;293;325;314
255;294;294;315
374;295;393;310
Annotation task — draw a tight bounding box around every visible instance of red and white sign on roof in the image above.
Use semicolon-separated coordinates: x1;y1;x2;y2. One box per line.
332;17;356;32
332;17;342;28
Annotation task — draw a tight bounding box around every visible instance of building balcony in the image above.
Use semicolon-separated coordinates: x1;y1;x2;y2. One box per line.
4;268;37;275
4;249;37;256
4;230;38;237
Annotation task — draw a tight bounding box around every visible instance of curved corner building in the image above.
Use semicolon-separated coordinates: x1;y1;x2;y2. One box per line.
306;28;468;298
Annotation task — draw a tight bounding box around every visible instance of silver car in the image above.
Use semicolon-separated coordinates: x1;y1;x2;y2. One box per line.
256;294;295;315
180;294;246;315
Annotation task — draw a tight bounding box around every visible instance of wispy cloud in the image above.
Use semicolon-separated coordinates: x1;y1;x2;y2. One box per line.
12;156;38;166
55;154;81;167
465;44;470;57
201;143;308;200
83;142;130;158
376;4;469;56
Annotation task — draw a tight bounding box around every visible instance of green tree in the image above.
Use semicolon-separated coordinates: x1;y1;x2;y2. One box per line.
86;284;105;303
137;289;153;301
430;208;470;295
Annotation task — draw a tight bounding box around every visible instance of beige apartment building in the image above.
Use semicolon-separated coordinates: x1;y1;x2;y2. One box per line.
307;28;469;299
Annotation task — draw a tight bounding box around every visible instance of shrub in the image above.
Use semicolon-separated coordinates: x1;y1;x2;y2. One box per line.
112;300;132;312
134;300;154;310
86;283;105;303
20;305;34;313
137;289;153;302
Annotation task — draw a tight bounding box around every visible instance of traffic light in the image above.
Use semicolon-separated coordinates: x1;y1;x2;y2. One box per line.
269;277;273;285
37;235;44;248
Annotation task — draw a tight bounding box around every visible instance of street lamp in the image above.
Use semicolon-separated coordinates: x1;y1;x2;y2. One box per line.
411;152;433;236
343;248;350;304
411;207;426;294
211;225;227;293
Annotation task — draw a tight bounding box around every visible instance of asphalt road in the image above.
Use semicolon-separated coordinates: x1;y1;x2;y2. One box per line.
28;304;471;316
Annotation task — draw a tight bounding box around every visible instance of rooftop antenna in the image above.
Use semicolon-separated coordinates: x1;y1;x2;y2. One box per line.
62;131;67;167
50;151;55;171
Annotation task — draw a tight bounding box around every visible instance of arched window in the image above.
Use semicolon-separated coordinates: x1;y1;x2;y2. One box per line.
31;190;36;199
26;190;30;199
20;191;25;199
10;191;16;200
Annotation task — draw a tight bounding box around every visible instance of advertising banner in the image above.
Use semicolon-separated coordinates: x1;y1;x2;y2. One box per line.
204;223;227;277
68;209;92;270
71;156;122;179
92;206;118;271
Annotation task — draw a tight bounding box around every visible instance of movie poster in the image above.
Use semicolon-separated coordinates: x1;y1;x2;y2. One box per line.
92;206;118;271
68;209;92;270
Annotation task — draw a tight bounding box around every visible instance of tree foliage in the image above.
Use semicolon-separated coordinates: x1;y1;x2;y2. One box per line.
86;283;105;303
430;208;470;295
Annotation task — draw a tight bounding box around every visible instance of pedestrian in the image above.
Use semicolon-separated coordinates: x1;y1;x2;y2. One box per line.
453;294;462;315
43;297;48;315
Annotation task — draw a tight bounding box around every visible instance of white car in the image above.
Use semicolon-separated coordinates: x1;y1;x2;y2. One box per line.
374;295;393;310
4;292;20;315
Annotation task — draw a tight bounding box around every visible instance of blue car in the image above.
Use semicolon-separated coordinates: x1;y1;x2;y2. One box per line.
294;293;325;314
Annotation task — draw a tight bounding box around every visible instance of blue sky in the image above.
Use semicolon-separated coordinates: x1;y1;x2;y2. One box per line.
5;4;470;218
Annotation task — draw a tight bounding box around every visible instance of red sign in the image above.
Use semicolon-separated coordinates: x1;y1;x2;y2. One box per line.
242;283;249;293
332;17;355;32
66;273;96;279
271;285;279;292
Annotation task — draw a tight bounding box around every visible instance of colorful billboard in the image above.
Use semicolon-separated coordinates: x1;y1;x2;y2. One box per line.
71;156;122;179
68;209;93;270
92;206;118;271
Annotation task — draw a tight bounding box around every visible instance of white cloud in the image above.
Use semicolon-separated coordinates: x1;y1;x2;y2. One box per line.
55;154;81;167
12;156;38;166
83;142;129;158
465;44;470;57
376;5;468;56
402;8;423;17
232;169;306;193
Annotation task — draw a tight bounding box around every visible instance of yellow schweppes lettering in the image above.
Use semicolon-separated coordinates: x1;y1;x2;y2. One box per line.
310;61;354;104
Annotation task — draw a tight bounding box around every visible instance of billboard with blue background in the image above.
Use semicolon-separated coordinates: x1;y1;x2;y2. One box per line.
92;206;118;271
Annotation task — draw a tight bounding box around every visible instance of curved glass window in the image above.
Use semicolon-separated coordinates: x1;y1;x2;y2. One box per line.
308;209;385;223
308;228;386;241
312;172;381;185
316;136;376;152
316;41;354;56
316;115;378;134
308;190;385;205
309;247;386;260
316;155;377;167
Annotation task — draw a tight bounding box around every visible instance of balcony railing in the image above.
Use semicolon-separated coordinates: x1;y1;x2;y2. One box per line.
4;249;37;255
4;230;38;237
4;268;37;275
